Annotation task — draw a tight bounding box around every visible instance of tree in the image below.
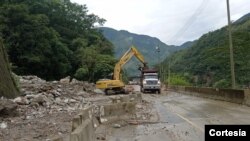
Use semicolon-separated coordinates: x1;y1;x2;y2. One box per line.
0;0;115;81
76;47;116;82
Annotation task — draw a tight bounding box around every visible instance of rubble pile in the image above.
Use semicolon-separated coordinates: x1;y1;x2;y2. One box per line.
0;75;104;141
0;75;153;141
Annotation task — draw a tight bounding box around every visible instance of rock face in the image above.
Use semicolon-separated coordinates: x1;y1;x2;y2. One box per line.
0;39;19;98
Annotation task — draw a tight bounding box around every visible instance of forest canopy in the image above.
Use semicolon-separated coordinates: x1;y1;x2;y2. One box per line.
0;0;115;81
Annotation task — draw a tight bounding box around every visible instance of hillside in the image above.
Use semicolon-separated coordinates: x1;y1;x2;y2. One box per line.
0;39;19;98
99;27;180;75
162;13;250;88
0;0;115;82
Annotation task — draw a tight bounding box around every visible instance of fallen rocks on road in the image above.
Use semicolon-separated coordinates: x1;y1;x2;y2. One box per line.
0;99;18;117
0;75;105;141
0;75;154;141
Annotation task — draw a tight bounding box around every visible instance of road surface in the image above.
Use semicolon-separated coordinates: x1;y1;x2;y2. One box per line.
100;90;250;141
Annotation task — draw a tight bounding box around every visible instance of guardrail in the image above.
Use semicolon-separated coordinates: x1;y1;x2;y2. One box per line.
168;86;250;106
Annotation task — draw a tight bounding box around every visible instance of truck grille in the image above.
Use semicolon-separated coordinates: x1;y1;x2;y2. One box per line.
146;80;158;85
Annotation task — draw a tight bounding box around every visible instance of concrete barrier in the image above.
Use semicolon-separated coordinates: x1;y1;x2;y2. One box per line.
169;85;250;106
99;102;136;123
244;89;250;106
70;119;95;141
50;107;95;141
70;106;96;141
51;94;140;141
109;93;142;103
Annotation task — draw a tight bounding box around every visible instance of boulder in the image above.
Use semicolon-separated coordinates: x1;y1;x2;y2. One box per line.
13;97;29;105
93;89;105;95
59;76;70;84
0;99;18;117
32;94;46;105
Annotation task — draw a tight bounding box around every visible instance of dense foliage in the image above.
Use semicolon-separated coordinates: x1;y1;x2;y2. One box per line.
162;13;250;88
0;0;115;81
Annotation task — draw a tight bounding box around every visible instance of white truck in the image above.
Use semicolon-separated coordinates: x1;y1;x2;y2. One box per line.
140;69;161;94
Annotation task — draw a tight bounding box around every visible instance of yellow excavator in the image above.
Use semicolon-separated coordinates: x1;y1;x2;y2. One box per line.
95;45;147;95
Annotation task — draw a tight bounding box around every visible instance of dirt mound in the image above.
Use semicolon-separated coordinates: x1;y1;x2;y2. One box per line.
0;75;103;141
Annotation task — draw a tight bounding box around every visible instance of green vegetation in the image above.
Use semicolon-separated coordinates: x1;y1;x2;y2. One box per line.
162;13;250;88
166;74;190;86
0;0;115;82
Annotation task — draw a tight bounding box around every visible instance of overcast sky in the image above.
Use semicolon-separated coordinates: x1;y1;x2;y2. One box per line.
71;0;250;45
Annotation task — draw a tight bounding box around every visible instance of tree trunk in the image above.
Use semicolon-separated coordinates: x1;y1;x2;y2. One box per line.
0;39;19;98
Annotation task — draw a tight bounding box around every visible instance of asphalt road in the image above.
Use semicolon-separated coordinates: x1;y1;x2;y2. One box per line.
103;90;250;141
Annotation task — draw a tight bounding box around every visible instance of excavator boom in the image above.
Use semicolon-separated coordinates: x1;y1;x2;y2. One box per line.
113;46;146;80
96;45;147;95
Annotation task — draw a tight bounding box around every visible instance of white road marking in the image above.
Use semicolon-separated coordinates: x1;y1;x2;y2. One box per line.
175;113;204;133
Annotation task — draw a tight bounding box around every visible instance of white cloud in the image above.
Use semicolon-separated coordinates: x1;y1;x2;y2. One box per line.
71;0;250;45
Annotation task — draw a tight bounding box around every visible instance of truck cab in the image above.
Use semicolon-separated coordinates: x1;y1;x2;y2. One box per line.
140;69;161;94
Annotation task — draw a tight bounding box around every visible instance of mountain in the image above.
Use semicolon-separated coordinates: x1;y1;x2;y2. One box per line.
234;13;250;25
99;27;179;75
177;41;196;51
162;12;250;88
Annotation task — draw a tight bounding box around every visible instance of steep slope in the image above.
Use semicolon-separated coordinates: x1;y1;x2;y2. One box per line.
162;13;250;88
0;39;19;98
99;27;178;75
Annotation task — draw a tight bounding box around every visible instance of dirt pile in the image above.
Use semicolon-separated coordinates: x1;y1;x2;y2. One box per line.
0;75;103;141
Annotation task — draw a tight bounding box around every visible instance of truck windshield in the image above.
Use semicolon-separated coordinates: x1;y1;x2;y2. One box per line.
144;75;158;79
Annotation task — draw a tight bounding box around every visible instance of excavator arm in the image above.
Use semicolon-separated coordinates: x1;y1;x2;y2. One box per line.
95;45;147;94
113;45;147;80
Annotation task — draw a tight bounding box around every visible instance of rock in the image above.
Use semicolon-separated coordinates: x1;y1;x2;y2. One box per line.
93;89;105;94
0;122;7;129
60;76;70;84
55;98;63;106
13;97;23;104
32;94;46;105
13;97;29;105
113;124;121;128
70;78;80;84
25;94;35;99
47;94;54;99
64;99;69;103
136;104;143;109
69;99;77;103
0;99;18;117
51;90;61;97
57;89;62;92
77;91;88;96
96;135;106;140
26;115;32;120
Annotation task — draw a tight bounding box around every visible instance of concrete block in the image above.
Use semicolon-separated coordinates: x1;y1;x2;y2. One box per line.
100;102;136;123
244;89;250;106
70;119;95;141
171;86;248;106
71;106;93;132
71;116;82;132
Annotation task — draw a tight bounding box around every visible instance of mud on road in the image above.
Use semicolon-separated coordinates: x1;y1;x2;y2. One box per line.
96;91;250;141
